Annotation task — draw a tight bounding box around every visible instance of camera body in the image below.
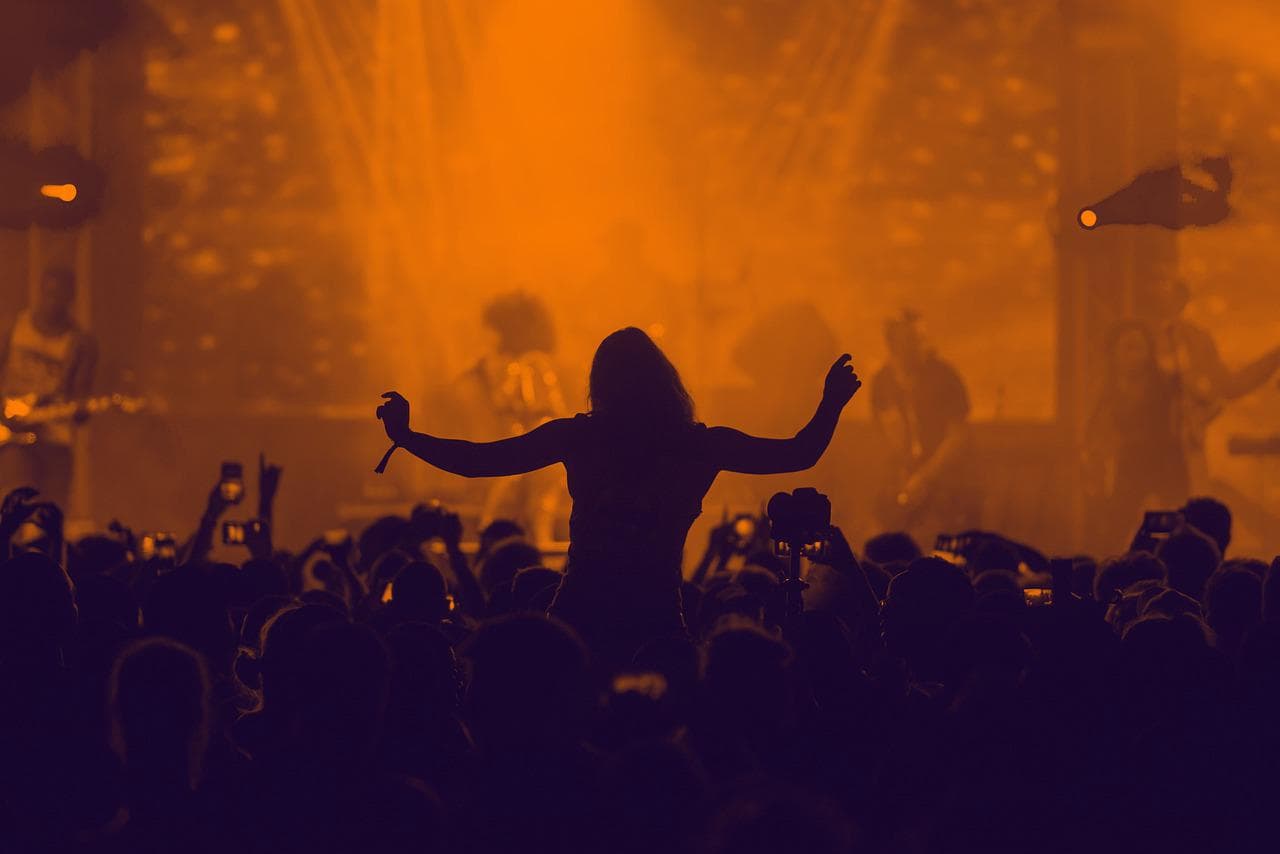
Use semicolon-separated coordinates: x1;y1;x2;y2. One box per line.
767;487;832;558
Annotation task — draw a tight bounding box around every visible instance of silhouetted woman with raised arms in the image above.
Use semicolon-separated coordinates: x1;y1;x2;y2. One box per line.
378;327;860;661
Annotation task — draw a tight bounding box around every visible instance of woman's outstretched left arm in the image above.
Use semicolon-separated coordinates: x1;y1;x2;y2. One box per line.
377;391;571;477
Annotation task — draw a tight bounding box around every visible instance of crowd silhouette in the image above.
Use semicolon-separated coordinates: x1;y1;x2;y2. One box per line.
2;326;1279;853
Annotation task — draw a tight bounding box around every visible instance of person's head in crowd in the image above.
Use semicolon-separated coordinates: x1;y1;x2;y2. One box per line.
742;548;785;579
732;564;782;625
142;564;237;677
804;560;878;633
67;535;129;579
598;671;678;750
633;634;700;721
940;614;1032;706
864;531;921;566
1222;557;1268;580
1180;496;1231;555
460;614;590;751
1121;612;1219;706
589;326;695;433
1105;578;1166;636
880;556;975;683
702;581;767;629
300;587;349;614
510;565;561;612
230;558;289;612
483;290;556;356
477;536;542;603
972;570;1025;619
701;621;794;736
968;538;1022;576
74;572;139;632
1203;567;1262;658
108;637;211;793
368;548;413;603
385;560;450;625
1094;552;1167;605
290;621;392;764
1155;527;1221;600
356;514;411;572
1142;587;1202;621
477;518;524;563
252;603;347;720
384;622;461;724
0;552;77;668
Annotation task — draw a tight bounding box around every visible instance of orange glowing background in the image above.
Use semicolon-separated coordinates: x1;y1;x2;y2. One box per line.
2;0;1278;553
133;0;1280;551
268;0;1063;431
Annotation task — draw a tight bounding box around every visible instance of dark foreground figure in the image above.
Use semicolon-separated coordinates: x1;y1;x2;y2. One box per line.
378;327;861;665
1;329;1279;854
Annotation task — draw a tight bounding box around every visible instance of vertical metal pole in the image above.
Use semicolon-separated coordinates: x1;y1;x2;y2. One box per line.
1056;0;1179;552
71;50;94;525
27;70;45;308
782;544;807;638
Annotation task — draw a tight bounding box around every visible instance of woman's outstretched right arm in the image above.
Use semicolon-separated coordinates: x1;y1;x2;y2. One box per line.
377;391;571;477
707;354;860;475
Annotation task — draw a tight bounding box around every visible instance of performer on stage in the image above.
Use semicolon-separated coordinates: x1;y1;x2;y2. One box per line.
1084;320;1189;547
1152;277;1280;492
0;267;97;508
455;291;568;543
870;310;975;543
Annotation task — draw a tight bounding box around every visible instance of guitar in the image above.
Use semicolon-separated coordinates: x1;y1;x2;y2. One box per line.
0;393;148;447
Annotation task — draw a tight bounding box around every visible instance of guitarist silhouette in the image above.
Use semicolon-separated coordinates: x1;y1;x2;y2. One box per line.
0;267;97;508
1152;278;1280;493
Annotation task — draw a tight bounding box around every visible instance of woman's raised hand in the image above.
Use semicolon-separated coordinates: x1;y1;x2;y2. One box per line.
822;354;862;409
377;391;412;444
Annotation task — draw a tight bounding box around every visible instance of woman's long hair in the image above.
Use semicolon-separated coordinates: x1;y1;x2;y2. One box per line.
588;328;695;432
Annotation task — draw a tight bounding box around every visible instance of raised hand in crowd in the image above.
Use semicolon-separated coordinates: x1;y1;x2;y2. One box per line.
0;486;40;556
257;452;283;525
822;352;862;409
